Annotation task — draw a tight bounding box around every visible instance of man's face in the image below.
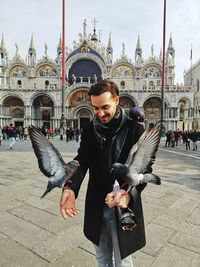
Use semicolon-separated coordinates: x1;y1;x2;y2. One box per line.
91;92;119;124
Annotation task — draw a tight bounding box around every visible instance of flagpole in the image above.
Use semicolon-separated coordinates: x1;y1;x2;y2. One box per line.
161;0;166;136
61;0;66;129
190;43;193;86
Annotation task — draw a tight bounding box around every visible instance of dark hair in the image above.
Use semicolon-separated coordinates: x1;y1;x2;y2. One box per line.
88;80;119;97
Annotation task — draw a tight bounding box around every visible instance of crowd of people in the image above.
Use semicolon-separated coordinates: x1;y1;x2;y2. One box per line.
165;129;200;151
0;124;29;149
0;124;81;149
39;125;81;142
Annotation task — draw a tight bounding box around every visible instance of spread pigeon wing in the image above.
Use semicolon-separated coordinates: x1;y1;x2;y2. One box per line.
127;128;160;174
28;126;66;178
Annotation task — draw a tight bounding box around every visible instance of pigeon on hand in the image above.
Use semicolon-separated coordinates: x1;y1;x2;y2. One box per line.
111;128;161;191
28;125;81;198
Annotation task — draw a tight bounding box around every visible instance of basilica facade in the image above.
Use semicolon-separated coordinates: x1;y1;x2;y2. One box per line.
0;21;196;131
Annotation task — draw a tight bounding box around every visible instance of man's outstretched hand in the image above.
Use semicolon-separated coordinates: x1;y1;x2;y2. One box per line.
60;189;79;218
105;189;131;208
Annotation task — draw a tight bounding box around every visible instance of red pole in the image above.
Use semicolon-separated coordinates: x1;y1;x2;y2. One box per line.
161;0;166;135
62;0;66;87
61;0;66;128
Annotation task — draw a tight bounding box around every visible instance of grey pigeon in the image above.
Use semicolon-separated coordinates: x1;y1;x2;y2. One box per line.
28;125;81;198
129;107;144;122
111;128;161;191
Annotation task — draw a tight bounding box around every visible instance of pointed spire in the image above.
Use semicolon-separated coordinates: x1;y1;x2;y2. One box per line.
29;34;35;51
107;32;112;48
83;19;87;40
135;35;142;62
0;34;7;53
91;18;98;42
98;30;102;42
136;35;141;50
106;32;113;63
168;33;174;50
44;43;48;57
28;34;36;67
15;43;19;56
159;48;162;60
57;34;62;51
151;44;154;58
122;43;125;56
1;34;6;50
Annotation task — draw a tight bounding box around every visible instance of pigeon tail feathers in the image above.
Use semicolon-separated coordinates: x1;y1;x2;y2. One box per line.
142;173;161;185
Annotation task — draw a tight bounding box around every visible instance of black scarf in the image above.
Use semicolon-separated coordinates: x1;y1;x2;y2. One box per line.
93;106;128;146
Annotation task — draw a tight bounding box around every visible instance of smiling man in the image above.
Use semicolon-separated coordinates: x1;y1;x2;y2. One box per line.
60;80;147;267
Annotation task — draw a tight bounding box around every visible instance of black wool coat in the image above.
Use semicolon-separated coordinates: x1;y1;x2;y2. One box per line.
70;118;147;259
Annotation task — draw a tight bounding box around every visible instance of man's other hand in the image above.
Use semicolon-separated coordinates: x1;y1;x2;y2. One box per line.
60;189;79;218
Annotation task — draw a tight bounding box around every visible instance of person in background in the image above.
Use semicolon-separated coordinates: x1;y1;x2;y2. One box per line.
7;123;16;150
24;127;29;142
0;125;2;145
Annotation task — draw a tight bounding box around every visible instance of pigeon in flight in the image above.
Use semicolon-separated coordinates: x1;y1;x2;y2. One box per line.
28;125;81;198
111;128;161;191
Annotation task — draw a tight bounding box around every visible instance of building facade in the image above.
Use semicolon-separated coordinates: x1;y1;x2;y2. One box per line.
184;59;200;130
0;21;196;131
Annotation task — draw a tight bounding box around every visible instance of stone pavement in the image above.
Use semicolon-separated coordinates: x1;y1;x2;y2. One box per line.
0;139;200;267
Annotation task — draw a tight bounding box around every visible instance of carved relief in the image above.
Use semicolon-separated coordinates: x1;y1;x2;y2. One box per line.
112;66;133;77
36;64;57;77
143;66;161;78
70;90;90;106
10;66;27;77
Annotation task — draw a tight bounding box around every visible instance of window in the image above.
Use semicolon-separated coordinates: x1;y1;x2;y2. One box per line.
17;80;22;88
45;80;49;89
120;81;125;88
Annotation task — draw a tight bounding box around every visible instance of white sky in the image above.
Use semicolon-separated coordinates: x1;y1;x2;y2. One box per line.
1;0;200;83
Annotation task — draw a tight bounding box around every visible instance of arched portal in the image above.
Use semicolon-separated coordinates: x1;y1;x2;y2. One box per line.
119;96;135;114
32;95;54;128
2;96;25;127
143;97;162;128
76;108;93;130
177;98;191;131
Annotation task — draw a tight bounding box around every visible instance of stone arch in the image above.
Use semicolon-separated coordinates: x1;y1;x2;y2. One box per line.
73;105;93;130
30;92;55;106
31;94;55;126
2;95;25;120
178;97;191;121
119;95;137;110
143;96;163;127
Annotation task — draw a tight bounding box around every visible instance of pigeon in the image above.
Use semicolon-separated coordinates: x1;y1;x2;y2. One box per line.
28;125;81;198
129;107;145;122
111;127;161;191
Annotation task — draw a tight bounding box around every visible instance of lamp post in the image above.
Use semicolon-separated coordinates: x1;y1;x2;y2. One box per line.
60;0;66;130
160;0;166;136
